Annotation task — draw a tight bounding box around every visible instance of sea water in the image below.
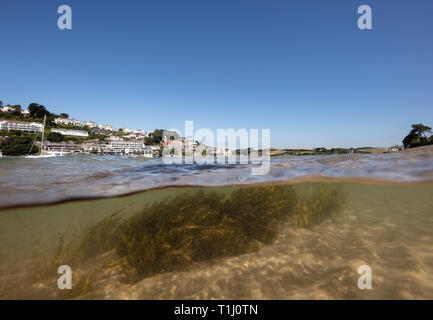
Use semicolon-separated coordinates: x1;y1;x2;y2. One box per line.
0;148;432;299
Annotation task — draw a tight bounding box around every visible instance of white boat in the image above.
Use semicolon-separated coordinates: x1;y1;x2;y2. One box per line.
26;151;69;158
26;154;56;159
47;150;69;157
25;115;68;158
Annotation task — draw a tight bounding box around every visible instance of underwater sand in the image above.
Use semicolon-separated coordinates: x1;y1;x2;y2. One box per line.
0;181;432;299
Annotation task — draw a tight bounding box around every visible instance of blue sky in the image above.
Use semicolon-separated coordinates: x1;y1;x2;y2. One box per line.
1;0;432;148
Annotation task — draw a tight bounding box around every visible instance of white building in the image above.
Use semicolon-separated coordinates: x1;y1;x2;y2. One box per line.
51;128;89;137
0;120;43;132
109;140;144;153
134;129;146;135
98;124;113;131
109;135;124;141
143;146;153;158
54;118;80;126
386;145;401;152
0;106;13;112
82;121;96;128
123;127;132;134
1;106;29;115
124;134;137;139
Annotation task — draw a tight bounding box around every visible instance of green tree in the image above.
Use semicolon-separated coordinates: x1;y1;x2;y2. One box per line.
88;132;108;142
28;103;50;118
59;113;69;119
47;132;64;142
0;136;39;156
144;129;165;145
402;129;418;148
152;129;164;144
411;124;431;138
402;123;433;148
144;136;154;145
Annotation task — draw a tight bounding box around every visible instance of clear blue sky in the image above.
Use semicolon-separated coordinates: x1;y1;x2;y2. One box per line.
1;0;432;148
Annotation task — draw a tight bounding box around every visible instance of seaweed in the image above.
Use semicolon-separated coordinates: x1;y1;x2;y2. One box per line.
295;186;345;228
116;186;298;282
72;211;124;261
223;185;298;244
26;184;346;297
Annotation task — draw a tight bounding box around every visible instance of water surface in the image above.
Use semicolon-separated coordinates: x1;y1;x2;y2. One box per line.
1;147;433;208
1;148;432;299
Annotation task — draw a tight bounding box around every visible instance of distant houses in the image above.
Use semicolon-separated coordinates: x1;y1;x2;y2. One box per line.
53;118;112;131
109;140;144;153
123;134;137;139
53;117;116;132
44;142;84;154
54;117;80;126
0;106;13;112
385;145;402;152
92;128;112;135
0;115;233;158
82;121;96;128
143;145;154;157
109;135;123;141
98;124;113;131
1;105;30;116
1;102;224;158
10;110;153;141
51;128;89;137
52;117;151;139
0;120;43;133
134;129;146;136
